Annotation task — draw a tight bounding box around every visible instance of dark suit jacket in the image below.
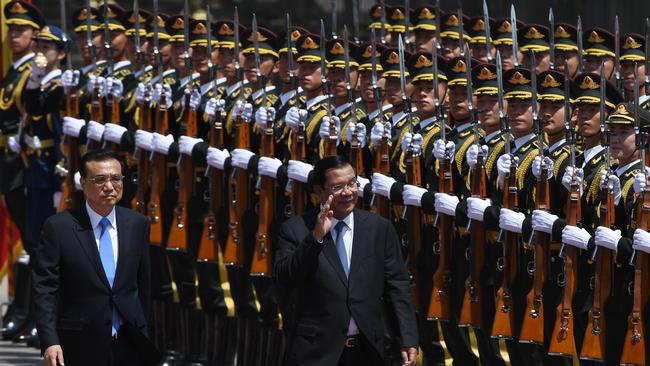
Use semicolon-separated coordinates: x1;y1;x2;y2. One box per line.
275;208;418;366
33;204;152;365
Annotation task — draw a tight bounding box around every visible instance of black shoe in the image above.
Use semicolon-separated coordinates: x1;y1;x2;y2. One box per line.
158;351;184;366
12;325;37;344
1;313;28;341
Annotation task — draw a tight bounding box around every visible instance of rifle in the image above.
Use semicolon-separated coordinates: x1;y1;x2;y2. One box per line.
88;0;103;149
483;0;493;63
614;16;623;96
646;18;650;97
58;0;81;212
520;50;549;345
147;0;168;246
577;16;584;74
404;113;423;308
511;5;519;68
459;44;487;328
492;50;519;339
457;0;465;56
620;68;649;366
321;19;338;157
197;4;222;263
427;40;457;322
224;6;250;267
167;0;197;252
131;0;152;215
580;64;615;361
251;14;274;276
344;27;363;187
549;8;555;71
102;1;120;132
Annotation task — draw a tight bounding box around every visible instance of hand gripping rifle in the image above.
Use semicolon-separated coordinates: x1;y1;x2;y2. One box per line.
321;19;338;157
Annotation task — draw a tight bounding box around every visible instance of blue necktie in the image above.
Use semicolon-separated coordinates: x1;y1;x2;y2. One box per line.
334;221;349;278
99;217;120;336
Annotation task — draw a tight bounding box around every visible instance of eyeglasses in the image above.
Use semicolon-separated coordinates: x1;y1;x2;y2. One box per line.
88;174;124;187
327;180;360;195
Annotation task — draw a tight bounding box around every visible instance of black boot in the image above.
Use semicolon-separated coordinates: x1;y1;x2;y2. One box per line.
2;256;31;340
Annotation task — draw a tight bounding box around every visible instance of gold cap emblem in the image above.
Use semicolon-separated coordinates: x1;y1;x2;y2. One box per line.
587;31;605;43
301;37;318;50
414;55;432;68
418;8;434;20
541;74;561;88
391;9;405;21
477;67;496;80
554;26;571;39
193;22;207;35
445;14;459;27
615;103;630;115
172;18;184;30
472;19;485;32
451;59;466;73
498;20;512;33
524;27;545;40
579;76;599;90
10;2;27;14
330;42;344;55
387;51;399;64
623;36;642;49
290;30;302;42
509;71;530;85
248;31;268;43
218;23;233;36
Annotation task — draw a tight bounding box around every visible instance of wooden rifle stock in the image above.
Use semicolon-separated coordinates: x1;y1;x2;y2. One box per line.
620;189;650;365
88;82;104;151
59;91;81;212
405;149;423;307
372;130;391;218
251;110;275;276
459;148;488;328
548;177;581;356
519;165;551;344
167;99;197;251
289;124;307;217
104;94;122;152
580;186;614;361
131;102;152;214
349;125;364;208
224;113;250;266
148;95;169;245
492;162;519;339
427;138;454;322
325;115;338;157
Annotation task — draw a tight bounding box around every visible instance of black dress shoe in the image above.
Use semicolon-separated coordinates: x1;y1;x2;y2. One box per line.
158;351;184;366
1;313;27;341
13;325;37;344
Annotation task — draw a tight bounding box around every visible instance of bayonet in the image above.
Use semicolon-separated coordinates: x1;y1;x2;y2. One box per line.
564;60;575;169
102;0;113;76
600;61;608;174
153;0;162;82
511;4;518;68
404;0;411;49
234;6;244;101
549;8;555;70
434;0;441;51
380;0;387;45
465;43;475;127
183;0;192;91
577;16;583;73
483;0;492;62
352;0;360;44
458;1;465;56
320;19;333;131
645;18;650;96
133;0;144;76
630;67;642;265
530;50;542;244
286;13;298;92
60;0;71;71
343;26;356;122
615;16;623;95
207;5;219;98
252;14;266;103
398;35;412;128
85;0;95;76
371;27;381;108
497;50;506;143
331;0;338;39
433;39;443;141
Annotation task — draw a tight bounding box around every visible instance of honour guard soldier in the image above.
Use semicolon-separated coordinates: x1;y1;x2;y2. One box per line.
552;23;580;79
368;3;391;45
519;24;551;74
467;16;496;63
0;0;44;341
412;6;438;54
386;6;413;48
438;11;470;62
582;28;616;83
491;18;522;71
620;33;647;100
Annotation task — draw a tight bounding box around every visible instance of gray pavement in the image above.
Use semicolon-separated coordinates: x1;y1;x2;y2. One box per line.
0;341;41;366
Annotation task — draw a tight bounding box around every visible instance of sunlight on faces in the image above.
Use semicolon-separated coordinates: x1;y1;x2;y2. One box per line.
609;124;637;163
621;61;647;92
109;30;127;60
539;101;566;136
8;24;34;55
413;81;446;118
298;62;323;93
440;37;460;61
555;50;579;77
216;47;237;79
358;70;385;103
384;77;413;107
575;103;601;137
36;40;65;69
81;159;124;216
415;30;435;53
243;54;278;86
192;46;210;74
314;164;358;220
471;43;494;63
521;51;550;74
327;67;359;99
448;85;470;121
170;42;188;70
477;94;502;134
583;56;615;80
506;98;534;137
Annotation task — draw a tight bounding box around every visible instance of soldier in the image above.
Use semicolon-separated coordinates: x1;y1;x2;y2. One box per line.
438;11;471;62
582;28;616;83
467;16;495;63
620;33;647;100
519;24;551;74
551;23;580;79
491;18;522;71
386;6;413;48
0;0;44;341
412;5;438;54
368;3;391;45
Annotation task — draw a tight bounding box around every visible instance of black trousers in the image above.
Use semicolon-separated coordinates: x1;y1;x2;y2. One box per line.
337;334;383;366
111;329;145;366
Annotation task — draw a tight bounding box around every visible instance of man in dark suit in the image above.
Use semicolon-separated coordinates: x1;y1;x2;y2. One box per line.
32;149;156;366
275;156;418;366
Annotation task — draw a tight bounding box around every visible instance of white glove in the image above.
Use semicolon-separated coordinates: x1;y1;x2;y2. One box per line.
466;144;488;169
531;210;558;234
532;156;555;181
135;82;148;104
562;225;591;250
62;117;85;137
206;147;229;170
233;100;253;122
52;191;61;210
188;89;202;110
24;135;41;149
403;184;427;207
467;197;491;221
434;192;459;216
61;69;80;93
205;98;226;118
561;166;584;194
103;123;127;144
152;133;174;155
258;156;282;178
401;132;423;156
499;208;526;233
152;83;172;109
285;107;307;131
255;107;276;130
497;154;519;190
370;122;386;146
634;168;650;194
178;136;203;156
595;226;621;252
27;63;47;89
135;130;154;151
287;160;313;183
633;229;650;254
319;116;341;143
357;176;370;197
105;77;123;100
433;139;455;162
8;135;21;153
371;172;396;198
599;170;622;205
231;148;255;169
86;121;105;142
92;75;107;97
346;123;367;148
74;171;82;190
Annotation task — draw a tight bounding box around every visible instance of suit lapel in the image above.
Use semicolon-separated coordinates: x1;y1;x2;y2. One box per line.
322;233;348;288
72;208;111;289
113;207;128;289
349;209;370;283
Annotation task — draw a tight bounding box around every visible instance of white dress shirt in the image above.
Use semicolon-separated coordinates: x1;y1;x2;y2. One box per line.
86;202;118;264
329;213;359;336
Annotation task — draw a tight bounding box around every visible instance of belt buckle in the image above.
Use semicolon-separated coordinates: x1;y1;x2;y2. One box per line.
344;336;358;348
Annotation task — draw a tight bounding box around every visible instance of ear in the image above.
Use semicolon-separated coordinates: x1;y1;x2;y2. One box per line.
272;60;280;75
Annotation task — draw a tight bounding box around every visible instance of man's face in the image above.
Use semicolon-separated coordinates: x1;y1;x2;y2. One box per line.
584;56;615;82
383;77;403;106
192;46;209;74
316;164;358;219
81;159;124;212
8;24;34;55
413;81;446;118
621;60;646;92
477;94;501;133
521;51;550;74
555;50;579;77
609;124;636;161
217;47;237;79
448;85;469;121
496;44;516;71
471;43;494;63
440;37;461;61
109;30;127;60
327;67;359;99
539;101;566;136
575;103;601;137
506;98;534;137
298;62;323;92
414;30;435;53
36;40;63;67
244;54;277;85
278;53;298;84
